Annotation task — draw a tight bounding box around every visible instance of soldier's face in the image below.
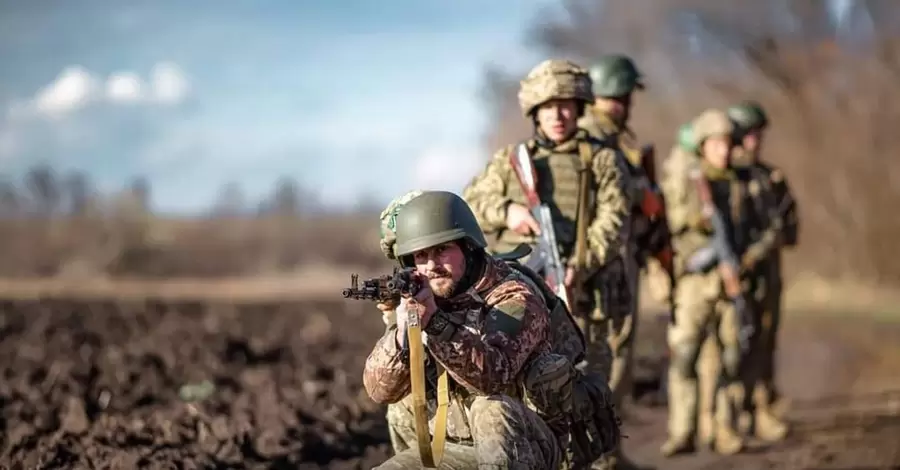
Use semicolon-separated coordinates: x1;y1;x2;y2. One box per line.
412;242;466;298
595;95;631;123
742;130;763;154
702;135;732;169
536;99;579;143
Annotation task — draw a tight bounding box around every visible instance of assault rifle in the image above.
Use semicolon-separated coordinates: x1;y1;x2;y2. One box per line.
342;268;447;469
508;143;571;308
341;267;420;302
687;169;754;353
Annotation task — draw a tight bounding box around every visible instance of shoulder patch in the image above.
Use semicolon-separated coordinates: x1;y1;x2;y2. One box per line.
770;169;783;183
487;302;527;336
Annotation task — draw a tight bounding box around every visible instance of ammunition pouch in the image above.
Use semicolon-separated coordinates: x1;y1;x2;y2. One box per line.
522;353;575;422
565;370;622;467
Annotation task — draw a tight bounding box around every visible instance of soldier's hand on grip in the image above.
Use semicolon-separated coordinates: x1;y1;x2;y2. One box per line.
506;203;541;236
402;271;439;328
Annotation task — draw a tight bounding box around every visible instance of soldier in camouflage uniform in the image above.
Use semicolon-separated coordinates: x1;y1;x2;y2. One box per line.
462;59;632;404
659;109;773;457
728;101;799;441
665;121;723;450
365;190;563;469
577;54;669;470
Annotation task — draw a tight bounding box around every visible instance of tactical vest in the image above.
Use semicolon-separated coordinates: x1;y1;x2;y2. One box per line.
495;140;593;259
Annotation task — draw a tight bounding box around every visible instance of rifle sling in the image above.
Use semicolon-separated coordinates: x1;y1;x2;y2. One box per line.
573;141;594;272
407;311;448;468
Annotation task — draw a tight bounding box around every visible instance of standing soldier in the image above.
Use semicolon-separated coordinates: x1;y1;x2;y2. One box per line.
579;55;673;469
463;59;633;469
659;109;765;457
728;101;799;440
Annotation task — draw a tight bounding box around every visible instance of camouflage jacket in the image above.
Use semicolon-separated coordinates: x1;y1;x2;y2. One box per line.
579;107;665;262
462;129;631;269
739;158;799;280
661;159;769;281
363;256;552;407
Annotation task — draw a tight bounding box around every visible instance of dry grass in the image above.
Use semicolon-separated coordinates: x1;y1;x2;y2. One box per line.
1;1;899;303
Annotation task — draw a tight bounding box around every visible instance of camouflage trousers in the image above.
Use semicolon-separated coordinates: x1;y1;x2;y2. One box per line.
572;256;631;384
665;272;743;441
584;251;640;470
740;279;783;413
381;394;562;470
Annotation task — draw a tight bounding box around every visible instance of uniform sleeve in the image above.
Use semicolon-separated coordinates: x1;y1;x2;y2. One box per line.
585;148;632;266
362;325;411;404
773;171;799;247
462;147;515;231
424;280;550;395
661;161;707;235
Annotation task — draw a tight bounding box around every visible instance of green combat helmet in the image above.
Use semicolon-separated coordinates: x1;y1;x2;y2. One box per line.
393;190;487;264
518;59;594;117
727;101;769;133
379;190;425;260
677;122;697;154
588;54;645;98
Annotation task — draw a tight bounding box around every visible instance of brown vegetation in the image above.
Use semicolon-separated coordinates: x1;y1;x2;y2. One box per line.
481;0;900;286
0;165;388;278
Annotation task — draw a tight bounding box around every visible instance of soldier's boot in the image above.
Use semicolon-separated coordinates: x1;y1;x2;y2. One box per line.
753;408;789;442
661;369;697;457
697;409;715;450
712;425;744;455
660;434;696;457
712;386;744;455
757;381;790;419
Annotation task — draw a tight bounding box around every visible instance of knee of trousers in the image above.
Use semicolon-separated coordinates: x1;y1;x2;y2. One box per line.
386;401;415;430
468;395;527;435
669;340;701;379
720;345;741;379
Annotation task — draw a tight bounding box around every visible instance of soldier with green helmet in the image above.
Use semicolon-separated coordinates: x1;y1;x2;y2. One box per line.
659;109;775;457
367;190;621;469
728;101;799;441
577;55;671;470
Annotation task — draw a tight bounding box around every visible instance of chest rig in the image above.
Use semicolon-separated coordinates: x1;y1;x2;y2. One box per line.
502;137;599;256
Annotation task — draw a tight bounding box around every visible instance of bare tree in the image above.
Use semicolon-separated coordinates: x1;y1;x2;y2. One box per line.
481;0;900;282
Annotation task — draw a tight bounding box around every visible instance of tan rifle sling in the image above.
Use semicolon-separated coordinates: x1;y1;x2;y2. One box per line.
573;141;594;273
407;308;449;468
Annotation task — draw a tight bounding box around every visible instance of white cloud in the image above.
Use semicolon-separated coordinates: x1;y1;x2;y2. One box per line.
413;145;484;193
106;71;144;102
13;62;189;119
33;66;100;117
151;62;189;104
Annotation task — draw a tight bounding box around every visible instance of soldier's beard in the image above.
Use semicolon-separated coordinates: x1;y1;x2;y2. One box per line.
427;268;457;298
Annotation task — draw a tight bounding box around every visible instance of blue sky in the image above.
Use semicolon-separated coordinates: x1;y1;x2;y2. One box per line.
0;0;554;213
0;0;855;214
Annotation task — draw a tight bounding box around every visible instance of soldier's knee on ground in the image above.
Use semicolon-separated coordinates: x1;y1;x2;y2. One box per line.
669;341;701;379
